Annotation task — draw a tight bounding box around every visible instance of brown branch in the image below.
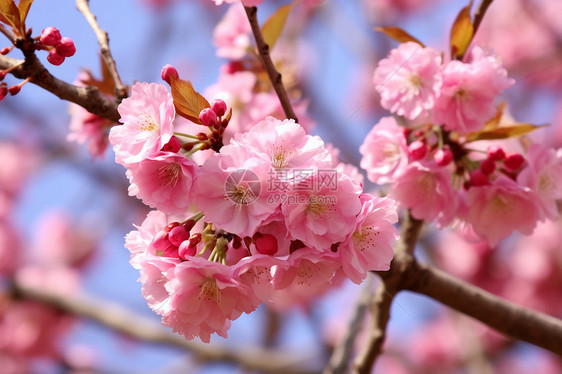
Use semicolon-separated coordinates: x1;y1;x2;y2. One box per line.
324;277;374;374
0;23;16;44
76;0;127;101
0;54;120;122
13;281;319;374
244;6;298;122
407;261;562;356
472;0;494;37
352;212;423;373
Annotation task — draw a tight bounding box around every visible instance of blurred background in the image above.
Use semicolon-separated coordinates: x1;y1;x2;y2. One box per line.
1;0;561;372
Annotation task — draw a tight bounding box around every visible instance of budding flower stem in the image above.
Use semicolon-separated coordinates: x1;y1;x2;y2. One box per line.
183;142;206;158
174;132;199;140
185;211;204;223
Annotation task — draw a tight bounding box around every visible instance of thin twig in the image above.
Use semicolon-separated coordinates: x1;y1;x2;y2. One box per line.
472;0;494;36
13;281;319;374
0;54;120;122
76;0;127;101
324;277;374;374
407;261;562;356
244;6;298;122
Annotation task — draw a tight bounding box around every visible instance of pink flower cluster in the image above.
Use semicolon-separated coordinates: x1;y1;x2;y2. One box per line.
362;42;562;245
374;42;513;133
113;83;399;341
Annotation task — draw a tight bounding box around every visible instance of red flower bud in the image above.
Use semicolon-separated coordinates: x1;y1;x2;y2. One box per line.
40;27;62;46
161;64;179;84
55;37;76;57
47;49;65;66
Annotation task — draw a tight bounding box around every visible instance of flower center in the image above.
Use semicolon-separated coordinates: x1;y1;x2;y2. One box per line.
158;163;181;187
138;113;160;132
199;278;221;304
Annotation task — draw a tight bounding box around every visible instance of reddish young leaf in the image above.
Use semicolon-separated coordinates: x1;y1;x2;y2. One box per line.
450;1;474;60
261;2;293;50
0;0;21;30
169;76;210;125
466;123;548;142
374;26;425;47
81;56;116;96
17;0;33;24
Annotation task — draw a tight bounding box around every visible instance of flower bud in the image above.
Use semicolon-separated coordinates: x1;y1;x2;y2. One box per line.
0;47;11;55
8;85;20;96
480;157;496;174
211;99;227;117
199;108;218;127
434;148;453;166
504;153;525;171
469;169;489;187
0;83;7;101
178;233;202;259
55;37;76;57
160;64;179;84
47;49;65;66
161;136;181;153
487;145;506;161
168;226;189;247
254;233;278;255
153;231;178;258
40;27;62;46
408;140;427;160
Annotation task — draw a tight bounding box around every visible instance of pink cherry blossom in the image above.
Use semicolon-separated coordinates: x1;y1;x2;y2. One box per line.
517;144;562;220
359;116;409;184
282;174;362;249
126;151;199;217
0;222;21;276
232;116;331;173
192;143;276;237
465;175;540;246
109;82;175;165
163;257;258;342
269;247;343;311
374;42;442;120
432;47;514;134
214;3;252;60
339;194;399;284
213;0;262;5
391;161;459;226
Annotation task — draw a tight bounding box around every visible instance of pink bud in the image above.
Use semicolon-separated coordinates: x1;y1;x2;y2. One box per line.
0;83;7;101
408;140;427;160
153;231;180;258
179;233;202;259
47;49;65;66
504;153;525;170
254;233;278;255
55;37;76;57
211;99;227;117
469;169;489;187
199;108;218;127
487;145;506;161
480;157;496;174
0;71;5;81
160;64;179;84
161;136;181;153
8;85;20;96
434;148;453;166
0;47;11;55
40;27;62;46
168;226;189;247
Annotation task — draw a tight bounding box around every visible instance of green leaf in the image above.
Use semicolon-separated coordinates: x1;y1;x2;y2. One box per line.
261;2;293;50
466;123;548;142
169;76;210;125
374;26;425;47
450;1;473;59
0;0;21;29
17;0;33;24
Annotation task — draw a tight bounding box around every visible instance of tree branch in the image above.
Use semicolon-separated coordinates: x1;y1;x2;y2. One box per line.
12;281;319;374
244;6;298;122
324;277;374;374
472;0;494;36
352;212;423;373
407;261;562;356
0;24;16;44
0;54;120;122
76;0;127;101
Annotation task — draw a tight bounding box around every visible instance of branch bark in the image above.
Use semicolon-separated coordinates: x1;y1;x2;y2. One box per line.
244;6;298;122
0;54;120;122
76;0;127;101
12;281;319;374
407;261;562;356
